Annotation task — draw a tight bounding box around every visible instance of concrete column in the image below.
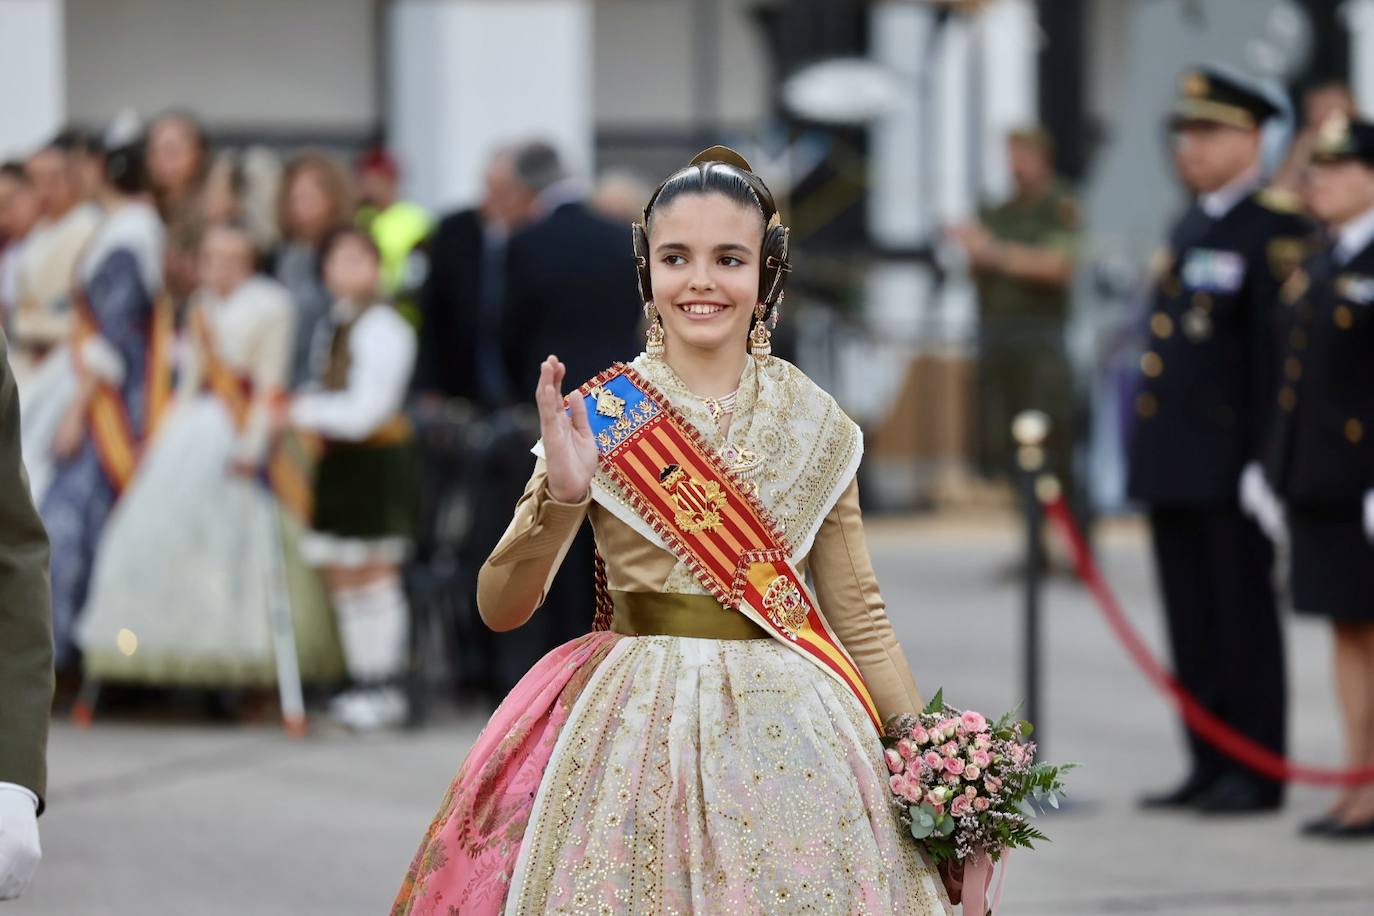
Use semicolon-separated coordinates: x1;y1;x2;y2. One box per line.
1348;0;1374;114
867;0;937;248
387;0;594;211
0;0;65;159
976;0;1038;201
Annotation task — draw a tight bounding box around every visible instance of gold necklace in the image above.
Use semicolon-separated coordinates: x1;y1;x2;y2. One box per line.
701;388;739;423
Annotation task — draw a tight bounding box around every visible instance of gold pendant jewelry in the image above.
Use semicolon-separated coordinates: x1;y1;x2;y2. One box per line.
748;304;771;359
701;388;739;423
645;302;666;356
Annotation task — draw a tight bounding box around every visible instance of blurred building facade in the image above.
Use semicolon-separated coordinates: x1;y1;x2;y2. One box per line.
2;0;1370;509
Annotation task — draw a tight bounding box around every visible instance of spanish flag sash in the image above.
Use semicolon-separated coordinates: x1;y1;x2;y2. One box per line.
574;363;882;732
71;292;175;493
190;308;316;521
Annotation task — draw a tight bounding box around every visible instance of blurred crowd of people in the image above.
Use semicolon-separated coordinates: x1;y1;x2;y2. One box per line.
0;110;645;730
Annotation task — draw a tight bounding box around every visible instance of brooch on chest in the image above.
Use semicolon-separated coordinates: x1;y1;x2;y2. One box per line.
659;463;727;534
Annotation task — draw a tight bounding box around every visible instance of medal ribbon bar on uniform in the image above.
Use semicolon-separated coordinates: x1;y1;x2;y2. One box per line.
574;363;882;731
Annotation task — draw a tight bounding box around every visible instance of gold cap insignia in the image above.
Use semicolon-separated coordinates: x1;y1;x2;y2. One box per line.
1318;111;1352;151
1180;71;1209;98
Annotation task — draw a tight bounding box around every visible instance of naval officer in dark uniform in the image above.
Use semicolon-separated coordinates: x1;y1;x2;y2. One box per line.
1267;114;1374;839
1129;68;1312;814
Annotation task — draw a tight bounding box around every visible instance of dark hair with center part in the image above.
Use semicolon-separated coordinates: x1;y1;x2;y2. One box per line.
646;162;767;234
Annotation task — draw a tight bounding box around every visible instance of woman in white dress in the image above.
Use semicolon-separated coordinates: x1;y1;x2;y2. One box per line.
78;223;341;688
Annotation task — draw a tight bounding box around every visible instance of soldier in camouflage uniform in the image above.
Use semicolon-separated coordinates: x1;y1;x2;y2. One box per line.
951;126;1080;498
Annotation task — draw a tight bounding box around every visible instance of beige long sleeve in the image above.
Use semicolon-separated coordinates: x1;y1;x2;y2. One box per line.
808;477;923;724
476;459;590;631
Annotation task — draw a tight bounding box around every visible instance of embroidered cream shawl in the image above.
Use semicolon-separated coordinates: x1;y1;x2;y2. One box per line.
537;353;863;596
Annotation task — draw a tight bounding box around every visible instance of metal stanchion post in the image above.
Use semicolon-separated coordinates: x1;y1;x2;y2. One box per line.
1012;410;1053;756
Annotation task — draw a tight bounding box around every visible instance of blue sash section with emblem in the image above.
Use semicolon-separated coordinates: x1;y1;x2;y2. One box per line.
576;367;661;454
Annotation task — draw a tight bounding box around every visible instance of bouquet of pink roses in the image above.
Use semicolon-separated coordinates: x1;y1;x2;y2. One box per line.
884;690;1074;912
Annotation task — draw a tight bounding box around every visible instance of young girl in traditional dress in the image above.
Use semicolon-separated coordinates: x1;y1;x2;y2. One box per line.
290;228;418;731
392;148;955;914
77;222;341;691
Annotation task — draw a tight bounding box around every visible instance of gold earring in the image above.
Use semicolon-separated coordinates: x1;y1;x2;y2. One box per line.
748;303;771;359
645;302;666;356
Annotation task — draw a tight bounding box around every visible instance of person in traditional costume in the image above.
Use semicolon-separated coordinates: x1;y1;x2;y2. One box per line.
391;148;955;915
290;227;417;731
39;116;172;672
76;222;341;691
13;135;105;507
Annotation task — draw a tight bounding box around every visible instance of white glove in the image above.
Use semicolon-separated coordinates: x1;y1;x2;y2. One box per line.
1364;490;1374;544
0;784;41;900
1239;461;1287;546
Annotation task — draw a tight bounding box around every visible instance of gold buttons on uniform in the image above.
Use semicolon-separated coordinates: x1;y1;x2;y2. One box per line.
1140;352;1164;377
1335;305;1354;329
1278;386;1297;411
1150;313;1174;338
1346;419;1365;443
1284;357;1303;381
1136;392;1158;418
1290;327;1307;350
1182;308;1213;342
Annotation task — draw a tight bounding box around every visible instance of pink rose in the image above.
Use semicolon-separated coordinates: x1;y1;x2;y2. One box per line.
889;774;905;796
973;796;990;812
1008;743;1027;765
964;765;981;781
965;785;978;798
899;776;924;804
985;775;1003;794
950;795;973;817
931;802;945;816
943;771;961;786
974;734;992;751
941;742;959;758
971;750;992;769
910;725;929;745
884;748;904;774
898;738;919;761
944;757;965;776
923;751;943;770
961;710;988;733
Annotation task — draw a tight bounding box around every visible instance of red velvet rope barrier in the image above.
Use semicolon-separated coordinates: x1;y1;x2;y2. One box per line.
1040;493;1374;787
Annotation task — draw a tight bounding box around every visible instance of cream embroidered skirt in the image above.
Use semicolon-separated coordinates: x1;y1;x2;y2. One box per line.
393;633;952;915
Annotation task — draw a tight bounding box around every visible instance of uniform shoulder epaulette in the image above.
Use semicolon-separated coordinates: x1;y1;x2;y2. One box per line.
1256;185;1303;214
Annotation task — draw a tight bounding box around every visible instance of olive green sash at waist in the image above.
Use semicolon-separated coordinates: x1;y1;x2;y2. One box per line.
610;591;769;640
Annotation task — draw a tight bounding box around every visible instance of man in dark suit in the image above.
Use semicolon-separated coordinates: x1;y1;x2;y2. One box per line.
488;141;641;692
414;148;530;407
501;142;642;396
412;148;540;702
1128;68;1312;814
0;329;51;899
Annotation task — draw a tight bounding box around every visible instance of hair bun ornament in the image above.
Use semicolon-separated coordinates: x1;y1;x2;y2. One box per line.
689;145;754;173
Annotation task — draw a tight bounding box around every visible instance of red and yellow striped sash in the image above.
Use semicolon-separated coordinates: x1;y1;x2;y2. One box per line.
191;308;317;521
575;364;882;732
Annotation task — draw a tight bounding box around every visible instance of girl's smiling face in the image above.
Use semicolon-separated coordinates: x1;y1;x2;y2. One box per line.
647;192;762;356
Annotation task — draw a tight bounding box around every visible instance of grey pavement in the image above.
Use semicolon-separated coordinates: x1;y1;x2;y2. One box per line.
11;512;1373;915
